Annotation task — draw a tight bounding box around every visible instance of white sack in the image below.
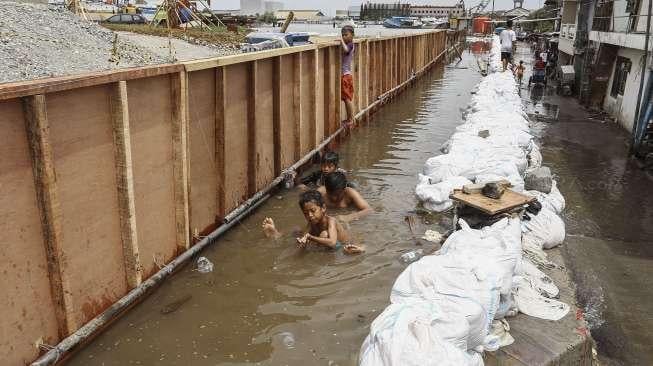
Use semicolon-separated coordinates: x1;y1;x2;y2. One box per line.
415;175;472;212
522;208;566;250
359;301;484;366
512;276;570;321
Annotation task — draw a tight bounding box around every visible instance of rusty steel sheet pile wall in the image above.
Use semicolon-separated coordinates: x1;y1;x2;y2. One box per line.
0;30;458;365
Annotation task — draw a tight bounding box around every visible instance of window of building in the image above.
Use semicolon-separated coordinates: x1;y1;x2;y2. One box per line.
610;56;631;98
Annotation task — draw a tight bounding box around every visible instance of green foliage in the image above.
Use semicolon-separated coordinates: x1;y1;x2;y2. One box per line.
257;11;277;24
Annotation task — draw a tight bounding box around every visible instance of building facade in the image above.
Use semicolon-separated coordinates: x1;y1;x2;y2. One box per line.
264;1;283;13
410;4;465;18
558;0;653;160
360;2;411;20
240;0;263;15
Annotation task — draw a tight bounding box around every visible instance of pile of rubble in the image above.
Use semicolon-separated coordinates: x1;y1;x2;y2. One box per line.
0;1;167;83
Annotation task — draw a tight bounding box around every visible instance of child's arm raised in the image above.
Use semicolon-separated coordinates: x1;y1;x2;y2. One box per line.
341;37;351;53
338;188;373;223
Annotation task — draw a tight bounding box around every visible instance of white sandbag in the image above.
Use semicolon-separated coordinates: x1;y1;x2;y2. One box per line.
422;154;473;183
483;319;515;352
522;208;566;249
439;219;522;296
512;276;570;321
390;254;495;349
359;301;484;366
526;142;542;172
519;259;559;298
415;175;472;212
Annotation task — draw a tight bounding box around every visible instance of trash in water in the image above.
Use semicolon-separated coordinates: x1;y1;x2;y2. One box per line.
422;230;444;243
277;331;295;349
196;257;214;273
399;249;423;264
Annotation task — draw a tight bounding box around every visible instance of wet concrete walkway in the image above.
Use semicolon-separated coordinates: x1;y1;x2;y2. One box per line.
66;44;484;366
513;45;653;365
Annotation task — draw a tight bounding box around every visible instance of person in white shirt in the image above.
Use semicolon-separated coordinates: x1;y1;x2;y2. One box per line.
499;20;517;71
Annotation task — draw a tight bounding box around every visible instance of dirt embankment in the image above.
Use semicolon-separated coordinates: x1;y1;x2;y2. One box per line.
0;2;246;83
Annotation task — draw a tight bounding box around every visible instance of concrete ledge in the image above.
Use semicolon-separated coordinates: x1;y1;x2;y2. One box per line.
485;248;594;366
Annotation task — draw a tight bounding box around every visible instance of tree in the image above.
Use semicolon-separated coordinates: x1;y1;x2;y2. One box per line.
257;11;277;24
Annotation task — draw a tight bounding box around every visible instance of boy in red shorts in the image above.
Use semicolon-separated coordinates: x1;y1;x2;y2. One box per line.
341;25;355;128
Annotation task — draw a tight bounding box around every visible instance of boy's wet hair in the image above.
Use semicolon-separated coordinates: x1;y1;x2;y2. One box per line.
324;171;347;193
299;190;325;208
321;151;339;166
506;20;513;28
341;25;354;35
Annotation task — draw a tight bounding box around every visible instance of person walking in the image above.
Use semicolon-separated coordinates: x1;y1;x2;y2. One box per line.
500;20;517;72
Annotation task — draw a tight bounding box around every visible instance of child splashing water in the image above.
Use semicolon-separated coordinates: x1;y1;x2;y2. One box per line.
262;190;364;254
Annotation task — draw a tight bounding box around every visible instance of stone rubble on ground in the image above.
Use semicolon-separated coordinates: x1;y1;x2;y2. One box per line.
0;1;167;83
524;166;553;193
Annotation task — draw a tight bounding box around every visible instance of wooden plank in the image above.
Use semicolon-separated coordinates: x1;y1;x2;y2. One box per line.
450;189;536;216
253;59;275;191
311;49;319;149
215;67;226;220
279;55;296;168
108;81;142;288
335;46;342;125
323;48;332;136
293;52;302;160
171;72;190;253
1;64;184;101
247;61;258;196
187;69;217;239
22;94;75;338
272;58;281;176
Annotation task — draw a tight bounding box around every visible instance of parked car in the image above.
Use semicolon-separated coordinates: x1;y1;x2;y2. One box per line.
103;14;147;24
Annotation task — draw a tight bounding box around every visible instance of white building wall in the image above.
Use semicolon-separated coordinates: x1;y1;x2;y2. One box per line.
603;47;649;132
241;0;263;15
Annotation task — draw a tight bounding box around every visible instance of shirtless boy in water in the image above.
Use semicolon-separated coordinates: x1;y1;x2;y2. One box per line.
262;190;364;254
317;171;372;223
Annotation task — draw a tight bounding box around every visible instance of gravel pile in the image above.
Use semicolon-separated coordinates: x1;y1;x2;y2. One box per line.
0;1;168;83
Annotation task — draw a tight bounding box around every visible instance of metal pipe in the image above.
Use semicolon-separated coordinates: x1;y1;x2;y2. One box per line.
633;0;652;150
30;34;463;366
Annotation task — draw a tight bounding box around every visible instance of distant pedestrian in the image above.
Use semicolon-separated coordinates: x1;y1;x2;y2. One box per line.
515;60;525;84
500;20;517;72
340;25;356;129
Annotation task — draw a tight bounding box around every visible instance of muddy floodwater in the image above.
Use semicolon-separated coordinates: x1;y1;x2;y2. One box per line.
67;45;485;366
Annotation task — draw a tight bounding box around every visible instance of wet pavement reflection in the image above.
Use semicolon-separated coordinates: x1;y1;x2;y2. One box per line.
512;44;653;366
66;44;486;366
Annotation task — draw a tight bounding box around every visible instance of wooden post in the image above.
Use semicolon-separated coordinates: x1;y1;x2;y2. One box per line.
364;40;370;120
311;49;318;148
323;48;332;136
22;94;76;338
293;52;302;160
272;57;281;176
215;67;226;221
109;81;142;288
335;46;342;129
171;71;190;253
247;61;258;196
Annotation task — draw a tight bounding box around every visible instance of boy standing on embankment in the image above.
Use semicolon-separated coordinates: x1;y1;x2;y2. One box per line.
341;25;356;128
